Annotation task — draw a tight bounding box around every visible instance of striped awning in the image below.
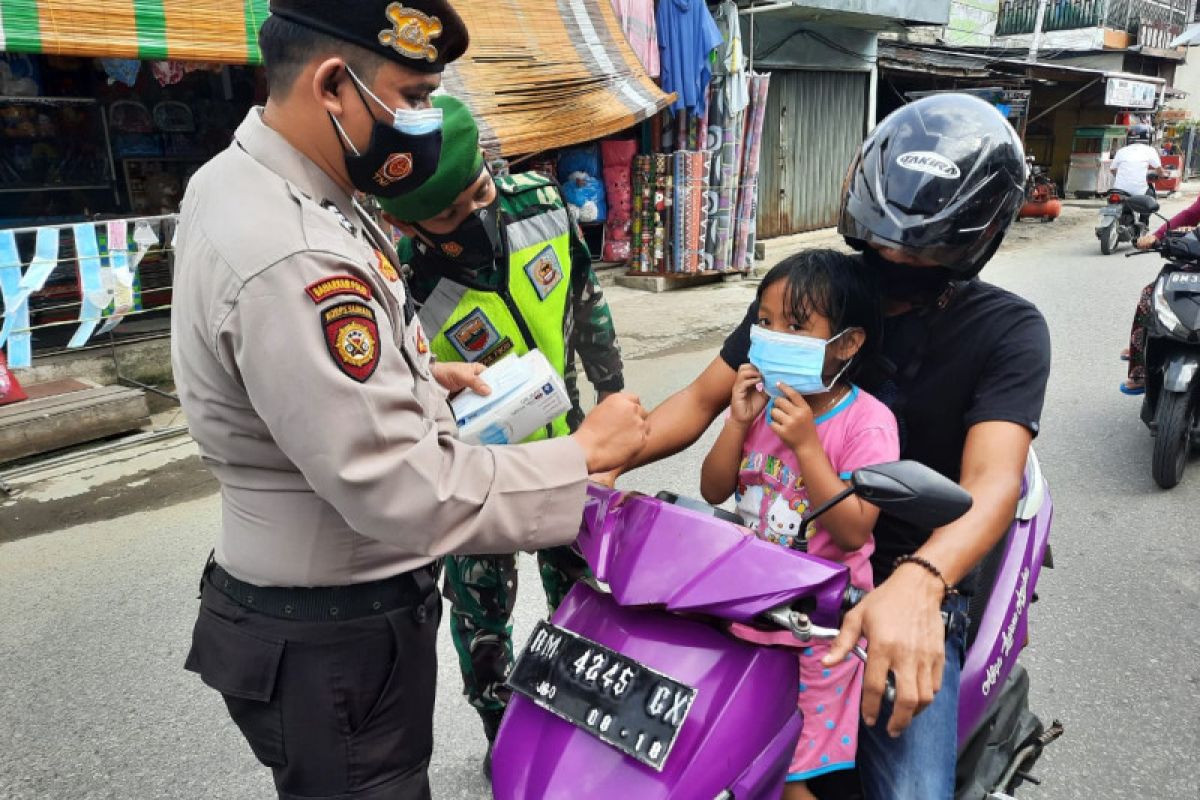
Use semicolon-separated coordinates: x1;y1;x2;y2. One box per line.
443;1;671;156
0;0;671;157
0;1;270;63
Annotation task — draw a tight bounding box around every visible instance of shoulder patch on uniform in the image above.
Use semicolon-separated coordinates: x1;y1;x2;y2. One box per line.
447;307;501;362
322;302;380;382
306;274;372;304
524;245;564;300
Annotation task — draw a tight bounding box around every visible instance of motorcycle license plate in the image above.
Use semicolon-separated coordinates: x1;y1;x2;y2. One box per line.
1167;272;1200;289
508;620;697;771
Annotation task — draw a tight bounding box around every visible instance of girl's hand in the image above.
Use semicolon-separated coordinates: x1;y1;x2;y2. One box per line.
769;383;819;454
432;361;491;396
730;364;767;425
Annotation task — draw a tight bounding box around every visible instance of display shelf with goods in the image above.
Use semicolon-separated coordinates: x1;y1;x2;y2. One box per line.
0;54;261;371
0;96;117;207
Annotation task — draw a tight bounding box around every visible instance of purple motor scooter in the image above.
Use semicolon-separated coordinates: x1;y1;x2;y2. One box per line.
492;455;1060;799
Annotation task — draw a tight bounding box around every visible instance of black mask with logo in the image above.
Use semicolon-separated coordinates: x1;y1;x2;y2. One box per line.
416;195;504;270
330;69;442;198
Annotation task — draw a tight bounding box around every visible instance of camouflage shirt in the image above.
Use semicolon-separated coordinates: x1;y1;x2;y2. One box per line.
398;172;624;423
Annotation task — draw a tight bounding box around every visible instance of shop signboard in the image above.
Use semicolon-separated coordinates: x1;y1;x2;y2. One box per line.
999;89;1030;120
1105;78;1158;109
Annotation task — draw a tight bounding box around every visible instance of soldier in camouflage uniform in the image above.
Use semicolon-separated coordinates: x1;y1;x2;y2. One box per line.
376;95;624;775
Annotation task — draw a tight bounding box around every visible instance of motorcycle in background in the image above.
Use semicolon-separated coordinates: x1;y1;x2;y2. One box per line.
1125;193;1200;489
1097;175;1158;255
492;456;1060;799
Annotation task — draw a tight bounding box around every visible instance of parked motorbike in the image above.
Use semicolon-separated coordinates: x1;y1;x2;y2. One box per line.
1018;157;1061;222
1125;193;1200;489
1097;178;1157;255
492;457;1060;799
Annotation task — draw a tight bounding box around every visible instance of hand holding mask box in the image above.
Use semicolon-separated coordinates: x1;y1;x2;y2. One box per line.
450;349;570;445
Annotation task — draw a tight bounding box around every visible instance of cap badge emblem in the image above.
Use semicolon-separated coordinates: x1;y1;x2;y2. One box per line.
378;3;442;62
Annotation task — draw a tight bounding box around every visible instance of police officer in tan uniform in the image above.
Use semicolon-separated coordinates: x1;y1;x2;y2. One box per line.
172;3;647;798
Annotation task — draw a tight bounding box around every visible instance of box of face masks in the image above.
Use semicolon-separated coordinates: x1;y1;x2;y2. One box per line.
449;349;570;445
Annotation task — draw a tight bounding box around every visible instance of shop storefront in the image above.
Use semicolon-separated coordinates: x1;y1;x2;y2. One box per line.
1;1;271;381
1;0;670;382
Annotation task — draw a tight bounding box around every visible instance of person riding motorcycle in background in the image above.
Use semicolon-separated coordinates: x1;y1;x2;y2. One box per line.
1124;190;1200;393
607;93;1052;799
1110;123;1163;229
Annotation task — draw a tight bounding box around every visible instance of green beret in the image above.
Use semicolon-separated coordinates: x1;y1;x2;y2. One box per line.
268;0;468;74
377;94;484;221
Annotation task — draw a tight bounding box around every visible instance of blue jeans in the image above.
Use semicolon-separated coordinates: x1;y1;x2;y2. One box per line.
856;596;969;800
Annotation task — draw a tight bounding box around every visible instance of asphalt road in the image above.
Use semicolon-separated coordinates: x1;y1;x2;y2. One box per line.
3;199;1200;799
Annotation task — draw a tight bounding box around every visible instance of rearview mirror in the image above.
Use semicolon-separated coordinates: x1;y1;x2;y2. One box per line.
1125;194;1160;215
851;461;972;530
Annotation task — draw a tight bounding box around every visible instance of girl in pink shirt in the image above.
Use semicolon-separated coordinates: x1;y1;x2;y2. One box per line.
700;249;899;799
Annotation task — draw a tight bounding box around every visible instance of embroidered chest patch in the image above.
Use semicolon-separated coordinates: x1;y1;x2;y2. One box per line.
523;245;563;301
322;302;380;382
412;318;429;354
446;307;501;362
374;249;400;282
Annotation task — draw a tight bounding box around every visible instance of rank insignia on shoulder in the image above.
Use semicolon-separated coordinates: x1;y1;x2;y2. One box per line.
321;200;356;234
306;274;372;304
374;249;401;282
322;302;379;382
524;245;564;300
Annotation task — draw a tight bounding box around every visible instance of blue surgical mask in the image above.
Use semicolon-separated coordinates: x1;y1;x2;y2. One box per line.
748;324;852;397
347;67;445;135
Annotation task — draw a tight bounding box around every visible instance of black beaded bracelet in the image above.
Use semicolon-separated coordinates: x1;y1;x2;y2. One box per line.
893;554;959;599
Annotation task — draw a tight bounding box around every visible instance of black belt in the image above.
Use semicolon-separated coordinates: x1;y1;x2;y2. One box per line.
204;560;439;622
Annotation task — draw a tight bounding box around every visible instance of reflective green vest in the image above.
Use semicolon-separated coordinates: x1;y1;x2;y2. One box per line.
417;174;574;442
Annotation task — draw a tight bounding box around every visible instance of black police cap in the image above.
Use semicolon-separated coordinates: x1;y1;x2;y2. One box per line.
268;0;469;73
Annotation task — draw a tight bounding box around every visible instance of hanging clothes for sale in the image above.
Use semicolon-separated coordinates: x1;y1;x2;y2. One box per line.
714;0;750;115
610;0;660;78
657;0;723;116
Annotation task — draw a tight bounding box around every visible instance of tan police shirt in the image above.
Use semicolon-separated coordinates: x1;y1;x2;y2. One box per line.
171;109;589;587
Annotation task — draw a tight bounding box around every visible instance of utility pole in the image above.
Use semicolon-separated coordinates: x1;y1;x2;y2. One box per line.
1027;0;1049;63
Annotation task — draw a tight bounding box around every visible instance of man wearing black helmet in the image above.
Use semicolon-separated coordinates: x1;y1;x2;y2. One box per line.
611;95;1051;798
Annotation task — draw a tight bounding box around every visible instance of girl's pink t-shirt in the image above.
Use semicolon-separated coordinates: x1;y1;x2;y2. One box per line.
735;386;900;591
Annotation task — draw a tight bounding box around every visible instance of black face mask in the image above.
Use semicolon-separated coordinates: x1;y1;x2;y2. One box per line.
417;196;503;269
331;70;442;198
863;248;957;301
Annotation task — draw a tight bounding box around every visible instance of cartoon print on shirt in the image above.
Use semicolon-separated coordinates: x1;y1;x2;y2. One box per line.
764;493;808;547
735;484;765;533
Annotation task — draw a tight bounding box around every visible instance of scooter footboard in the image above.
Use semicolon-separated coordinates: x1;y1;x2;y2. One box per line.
492;585;802;800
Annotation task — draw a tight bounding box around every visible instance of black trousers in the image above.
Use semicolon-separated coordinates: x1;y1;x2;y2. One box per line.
185;577;441;799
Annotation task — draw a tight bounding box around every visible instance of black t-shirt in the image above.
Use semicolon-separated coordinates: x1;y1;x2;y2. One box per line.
720;280;1052;585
